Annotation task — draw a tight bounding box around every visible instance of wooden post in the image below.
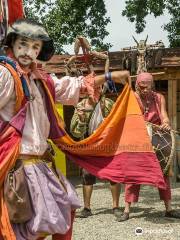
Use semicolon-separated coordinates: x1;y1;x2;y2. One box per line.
168;79;177;182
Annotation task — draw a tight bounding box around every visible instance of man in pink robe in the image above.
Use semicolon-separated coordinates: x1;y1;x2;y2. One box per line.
117;72;180;221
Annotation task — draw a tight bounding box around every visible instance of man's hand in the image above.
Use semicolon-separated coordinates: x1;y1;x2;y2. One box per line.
160;122;171;131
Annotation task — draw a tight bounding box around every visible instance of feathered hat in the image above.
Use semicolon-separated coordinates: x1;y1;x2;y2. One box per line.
5;18;55;61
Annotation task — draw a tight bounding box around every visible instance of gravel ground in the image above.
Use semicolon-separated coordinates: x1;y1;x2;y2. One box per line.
47;178;180;240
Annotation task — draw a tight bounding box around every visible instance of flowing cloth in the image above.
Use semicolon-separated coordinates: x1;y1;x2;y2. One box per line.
54;84;165;189
0;62;166;188
0;59;166;239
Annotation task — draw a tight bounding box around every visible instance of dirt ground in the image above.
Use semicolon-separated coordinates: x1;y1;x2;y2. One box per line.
47;177;180;240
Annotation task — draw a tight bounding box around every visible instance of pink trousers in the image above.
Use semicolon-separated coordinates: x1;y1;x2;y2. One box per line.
125;176;171;202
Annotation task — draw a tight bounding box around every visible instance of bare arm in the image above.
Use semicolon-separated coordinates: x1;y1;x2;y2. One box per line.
160;94;171;130
53;70;130;106
94;70;130;86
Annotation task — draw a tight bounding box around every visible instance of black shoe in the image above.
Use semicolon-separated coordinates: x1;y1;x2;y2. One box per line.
80;208;92;218
165;210;180;219
113;207;122;218
116;212;129;222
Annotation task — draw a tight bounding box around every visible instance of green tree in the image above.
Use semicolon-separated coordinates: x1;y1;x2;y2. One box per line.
122;0;180;47
23;0;111;53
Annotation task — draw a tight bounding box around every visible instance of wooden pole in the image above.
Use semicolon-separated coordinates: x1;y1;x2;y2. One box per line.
168;79;177;182
130;72;165;81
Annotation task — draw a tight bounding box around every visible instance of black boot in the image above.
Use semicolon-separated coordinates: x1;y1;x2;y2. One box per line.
113;207;122;218
165;210;180;219
80;208;92;218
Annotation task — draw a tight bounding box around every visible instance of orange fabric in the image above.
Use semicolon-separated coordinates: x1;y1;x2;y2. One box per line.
0;63;24;113
0;126;21;239
0;189;16;240
53;84;154;156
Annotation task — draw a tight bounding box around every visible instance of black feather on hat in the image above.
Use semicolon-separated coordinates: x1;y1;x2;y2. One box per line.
5;18;55;61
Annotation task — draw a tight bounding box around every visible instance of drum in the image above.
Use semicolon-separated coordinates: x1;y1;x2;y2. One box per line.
146;122;175;175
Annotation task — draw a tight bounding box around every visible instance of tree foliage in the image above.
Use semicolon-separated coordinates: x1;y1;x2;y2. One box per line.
23;0;179;52
23;0;111;53
122;0;180;47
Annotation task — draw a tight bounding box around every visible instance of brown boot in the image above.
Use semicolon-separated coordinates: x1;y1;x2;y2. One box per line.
116;212;129;222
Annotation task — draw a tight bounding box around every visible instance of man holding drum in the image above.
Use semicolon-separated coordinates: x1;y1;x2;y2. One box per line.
117;72;180;221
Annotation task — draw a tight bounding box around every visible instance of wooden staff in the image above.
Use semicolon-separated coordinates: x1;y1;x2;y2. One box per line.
128;71;165;87
130;71;165;80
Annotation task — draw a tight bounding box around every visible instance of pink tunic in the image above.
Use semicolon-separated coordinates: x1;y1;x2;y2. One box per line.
135;92;162;125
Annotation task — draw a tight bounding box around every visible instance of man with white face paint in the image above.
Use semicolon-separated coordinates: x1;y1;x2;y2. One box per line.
0;19;130;240
12;36;43;67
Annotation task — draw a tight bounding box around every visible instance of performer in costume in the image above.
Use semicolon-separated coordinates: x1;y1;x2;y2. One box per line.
0;19;130;240
70;92;121;218
117;72;180;222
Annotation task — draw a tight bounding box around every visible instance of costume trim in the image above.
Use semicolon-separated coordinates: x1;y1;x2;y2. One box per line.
0;56;24;112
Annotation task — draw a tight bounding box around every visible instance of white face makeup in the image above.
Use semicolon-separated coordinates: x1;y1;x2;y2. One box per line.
13;36;43;67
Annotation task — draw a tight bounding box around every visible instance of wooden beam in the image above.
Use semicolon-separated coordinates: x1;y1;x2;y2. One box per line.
130;72;165;81
168;79;177;182
42;48;180;75
168;80;177;129
177;80;180;181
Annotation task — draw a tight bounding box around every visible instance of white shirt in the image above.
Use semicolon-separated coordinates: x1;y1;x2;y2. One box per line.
0;65;83;155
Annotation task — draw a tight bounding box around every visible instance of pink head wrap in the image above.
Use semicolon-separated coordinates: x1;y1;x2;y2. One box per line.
136;72;153;85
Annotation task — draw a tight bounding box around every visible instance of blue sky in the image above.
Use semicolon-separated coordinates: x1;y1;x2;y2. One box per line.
64;0;170;53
